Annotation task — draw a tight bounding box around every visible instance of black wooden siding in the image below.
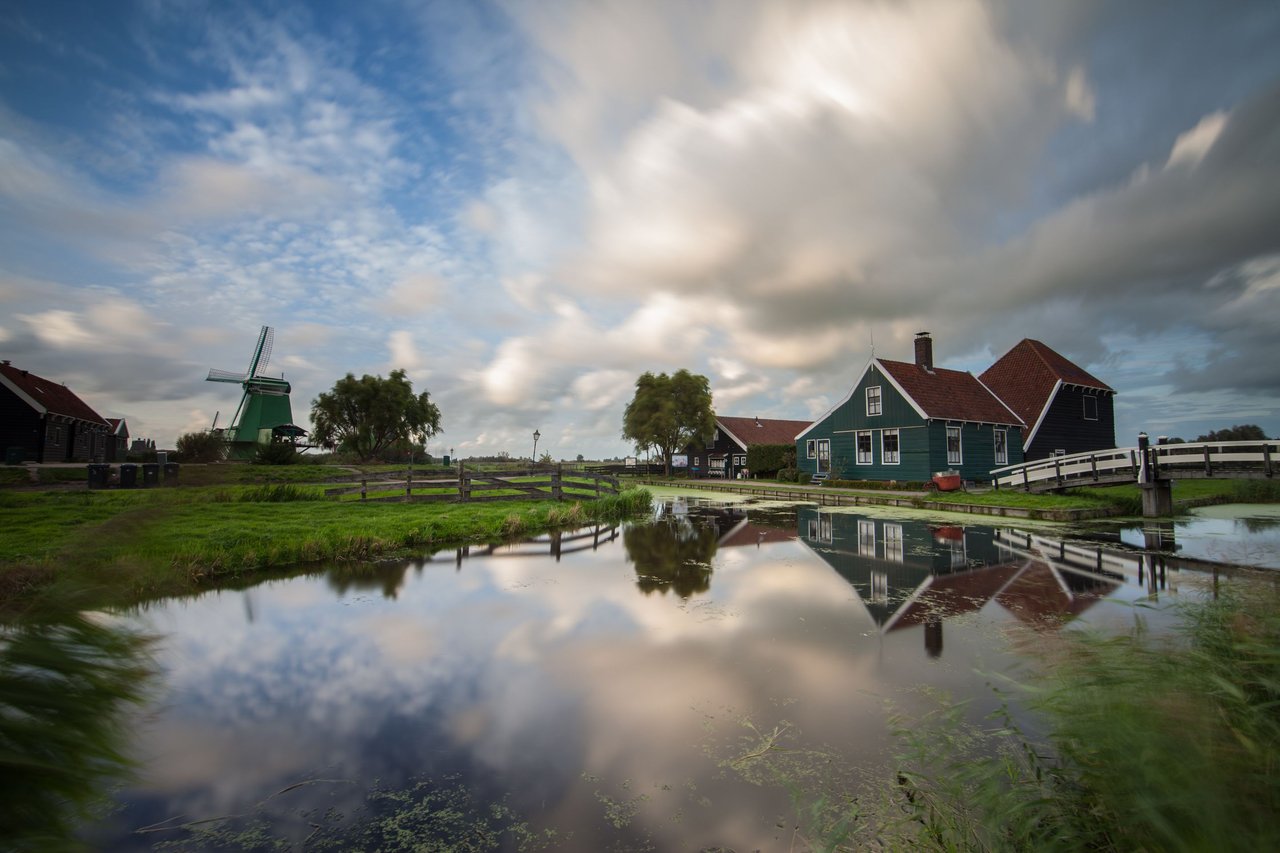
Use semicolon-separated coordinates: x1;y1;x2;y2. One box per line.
1025;387;1115;461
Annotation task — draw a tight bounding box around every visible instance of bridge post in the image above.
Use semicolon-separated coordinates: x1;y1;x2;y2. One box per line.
1203;445;1213;477
1137;432;1173;517
1091;454;1098;482
1265;443;1273;477
1054;456;1063;486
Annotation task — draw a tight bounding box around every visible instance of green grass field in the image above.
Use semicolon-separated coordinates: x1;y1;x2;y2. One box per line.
0;486;651;613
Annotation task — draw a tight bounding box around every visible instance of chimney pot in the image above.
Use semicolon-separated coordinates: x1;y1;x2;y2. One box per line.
914;331;934;370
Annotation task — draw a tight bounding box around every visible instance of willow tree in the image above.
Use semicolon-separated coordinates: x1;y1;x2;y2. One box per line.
622;369;715;476
311;369;442;462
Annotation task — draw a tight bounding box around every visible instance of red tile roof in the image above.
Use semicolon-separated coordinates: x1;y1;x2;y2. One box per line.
718;415;814;447
0;362;109;425
877;359;1024;425
979;339;1113;430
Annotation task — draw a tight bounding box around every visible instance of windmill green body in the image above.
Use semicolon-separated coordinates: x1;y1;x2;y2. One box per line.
206;327;301;460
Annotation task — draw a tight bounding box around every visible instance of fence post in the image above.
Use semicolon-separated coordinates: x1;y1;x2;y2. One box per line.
458;461;469;502
361;478;367;501
1265;442;1273;477
406;466;413;499
553;464;563;500
1090;454;1098;482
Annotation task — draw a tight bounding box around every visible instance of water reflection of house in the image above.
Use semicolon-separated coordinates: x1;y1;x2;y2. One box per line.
795;508;1119;655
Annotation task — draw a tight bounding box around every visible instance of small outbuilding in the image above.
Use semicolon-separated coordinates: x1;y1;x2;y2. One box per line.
689;415;814;479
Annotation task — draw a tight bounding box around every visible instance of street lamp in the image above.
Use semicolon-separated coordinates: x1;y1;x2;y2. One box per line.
532;429;541;464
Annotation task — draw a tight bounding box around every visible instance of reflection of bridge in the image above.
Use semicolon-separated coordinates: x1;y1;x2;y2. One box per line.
991;439;1277;514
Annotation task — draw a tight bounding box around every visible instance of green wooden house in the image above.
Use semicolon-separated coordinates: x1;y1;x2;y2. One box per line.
795;333;1026;484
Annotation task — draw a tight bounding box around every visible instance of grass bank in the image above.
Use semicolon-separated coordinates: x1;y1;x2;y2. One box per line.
0;487;652;613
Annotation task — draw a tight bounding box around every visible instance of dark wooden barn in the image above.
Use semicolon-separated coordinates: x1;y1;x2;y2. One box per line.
980;339;1116;462
0;360;112;463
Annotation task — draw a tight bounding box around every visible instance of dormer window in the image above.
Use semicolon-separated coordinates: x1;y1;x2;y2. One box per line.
866;386;882;416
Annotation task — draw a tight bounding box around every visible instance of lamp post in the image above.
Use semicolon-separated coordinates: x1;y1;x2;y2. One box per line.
532;429;540;464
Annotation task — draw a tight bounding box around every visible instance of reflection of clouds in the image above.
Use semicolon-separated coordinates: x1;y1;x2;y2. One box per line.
118;523;1039;847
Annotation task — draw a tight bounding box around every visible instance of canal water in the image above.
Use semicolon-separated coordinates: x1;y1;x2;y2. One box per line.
69;495;1266;850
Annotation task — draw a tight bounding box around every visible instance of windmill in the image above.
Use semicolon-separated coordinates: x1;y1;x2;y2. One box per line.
206;326;303;459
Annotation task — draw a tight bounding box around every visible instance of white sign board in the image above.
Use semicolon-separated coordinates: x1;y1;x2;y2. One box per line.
671;454;689;468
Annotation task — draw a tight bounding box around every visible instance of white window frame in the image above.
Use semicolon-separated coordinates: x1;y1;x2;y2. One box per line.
866;385;882;417
946;425;963;465
883;523;904;563
858;520;876;556
994;428;1008;466
881;428;901;465
856;430;873;465
1083;396;1098;421
734;454;746;466
806;439;816;459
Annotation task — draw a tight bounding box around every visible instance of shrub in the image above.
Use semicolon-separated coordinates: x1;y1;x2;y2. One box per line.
746;444;794;477
174;431;226;463
797;472;812;485
252;441;298;466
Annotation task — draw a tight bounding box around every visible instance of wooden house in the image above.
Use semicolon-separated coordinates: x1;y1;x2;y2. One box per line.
795;333;1025;483
689;415;814;479
0;360;112;463
979;339;1116;462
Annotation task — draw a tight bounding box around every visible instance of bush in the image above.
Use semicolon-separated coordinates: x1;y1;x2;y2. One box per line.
797;472;812;485
746;444;794;477
777;468;798;482
252;441;298;466
174;431;226;463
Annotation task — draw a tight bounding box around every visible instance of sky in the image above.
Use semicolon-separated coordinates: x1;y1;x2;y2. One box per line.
2;0;1278;460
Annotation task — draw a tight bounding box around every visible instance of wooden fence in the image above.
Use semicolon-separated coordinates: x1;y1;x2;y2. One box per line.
323;465;621;503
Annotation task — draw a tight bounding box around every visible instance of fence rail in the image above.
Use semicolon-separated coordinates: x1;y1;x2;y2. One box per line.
324;465;622;503
991;439;1278;492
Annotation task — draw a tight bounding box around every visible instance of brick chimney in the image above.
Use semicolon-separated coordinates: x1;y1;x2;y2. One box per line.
914;331;933;370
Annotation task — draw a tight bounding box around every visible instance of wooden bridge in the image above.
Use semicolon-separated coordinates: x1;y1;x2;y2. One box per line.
990;438;1277;514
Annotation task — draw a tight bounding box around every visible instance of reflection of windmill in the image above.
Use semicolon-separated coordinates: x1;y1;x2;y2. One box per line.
206;326;304;459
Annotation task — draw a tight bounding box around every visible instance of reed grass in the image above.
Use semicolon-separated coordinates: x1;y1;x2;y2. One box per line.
887;580;1280;852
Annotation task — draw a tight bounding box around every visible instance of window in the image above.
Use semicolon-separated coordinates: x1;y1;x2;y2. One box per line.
818;513;832;544
869;571;889;605
734;455;745;466
806;439;816;459
856;430;873;464
1083;396;1098;421
883;523;904;563
882;428;900;464
994;428;1008;465
946;426;963;465
712;428;720;440
866;385;882;416
816;439;831;474
858;520;876;556
694;456;700;467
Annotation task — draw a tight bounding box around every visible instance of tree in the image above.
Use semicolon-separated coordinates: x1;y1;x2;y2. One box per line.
311;369;442;462
1197;424;1268;442
174;430;226;463
622;369;715;476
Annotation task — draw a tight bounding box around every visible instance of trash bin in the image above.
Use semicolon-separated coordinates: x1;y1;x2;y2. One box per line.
156;451;168;467
442;455;450;467
142;463;160;487
87;463;110;489
119;463;138;488
163;462;179;483
5;447;25;466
